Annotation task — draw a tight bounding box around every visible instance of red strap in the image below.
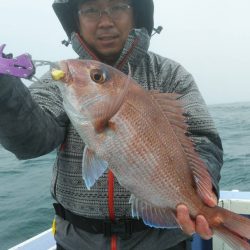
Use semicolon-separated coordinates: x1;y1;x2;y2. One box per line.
108;171;117;250
111;235;117;250
108;170;115;221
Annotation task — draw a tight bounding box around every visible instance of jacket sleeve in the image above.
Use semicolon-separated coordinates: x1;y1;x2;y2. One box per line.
0;72;69;159
159;59;223;198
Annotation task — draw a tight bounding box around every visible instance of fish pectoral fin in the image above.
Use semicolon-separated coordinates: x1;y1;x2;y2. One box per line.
82;146;108;190
129;194;180;229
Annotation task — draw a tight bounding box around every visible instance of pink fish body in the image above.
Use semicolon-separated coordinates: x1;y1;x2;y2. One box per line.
53;59;250;250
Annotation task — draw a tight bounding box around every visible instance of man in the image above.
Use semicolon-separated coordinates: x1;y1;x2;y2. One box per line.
0;0;223;249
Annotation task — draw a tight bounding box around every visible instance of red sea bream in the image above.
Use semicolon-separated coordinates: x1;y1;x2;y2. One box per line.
52;59;250;250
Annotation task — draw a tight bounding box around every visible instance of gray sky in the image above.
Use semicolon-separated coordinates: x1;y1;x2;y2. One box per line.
1;0;250;104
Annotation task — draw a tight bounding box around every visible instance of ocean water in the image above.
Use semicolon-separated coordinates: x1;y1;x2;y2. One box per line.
209;102;250;191
0;102;250;249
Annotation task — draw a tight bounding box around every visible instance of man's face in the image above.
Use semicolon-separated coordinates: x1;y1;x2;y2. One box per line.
78;0;134;64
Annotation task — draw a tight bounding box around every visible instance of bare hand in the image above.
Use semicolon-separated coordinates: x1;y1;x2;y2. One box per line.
176;192;217;240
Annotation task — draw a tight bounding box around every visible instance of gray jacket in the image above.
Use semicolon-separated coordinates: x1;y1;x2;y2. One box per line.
0;28;223;248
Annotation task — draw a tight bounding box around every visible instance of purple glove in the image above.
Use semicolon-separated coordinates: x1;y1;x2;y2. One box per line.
0;44;35;79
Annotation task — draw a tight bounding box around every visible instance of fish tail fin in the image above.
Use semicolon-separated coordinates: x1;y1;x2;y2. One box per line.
214;225;250;250
210;206;250;249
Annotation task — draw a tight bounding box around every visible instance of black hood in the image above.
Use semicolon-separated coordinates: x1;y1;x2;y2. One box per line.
52;0;154;39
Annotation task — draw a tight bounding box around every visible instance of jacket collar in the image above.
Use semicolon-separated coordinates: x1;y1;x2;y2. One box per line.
70;28;150;74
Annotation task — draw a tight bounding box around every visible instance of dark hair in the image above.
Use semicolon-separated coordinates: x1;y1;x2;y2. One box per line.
52;0;154;38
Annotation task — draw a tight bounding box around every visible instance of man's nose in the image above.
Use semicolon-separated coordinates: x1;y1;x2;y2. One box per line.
97;11;115;27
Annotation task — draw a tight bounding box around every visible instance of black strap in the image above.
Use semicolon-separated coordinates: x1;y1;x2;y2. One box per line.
53;203;149;239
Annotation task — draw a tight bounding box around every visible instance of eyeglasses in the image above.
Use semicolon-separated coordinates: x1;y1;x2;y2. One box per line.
78;3;132;21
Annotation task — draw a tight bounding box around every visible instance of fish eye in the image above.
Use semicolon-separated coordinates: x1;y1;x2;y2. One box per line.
90;69;106;84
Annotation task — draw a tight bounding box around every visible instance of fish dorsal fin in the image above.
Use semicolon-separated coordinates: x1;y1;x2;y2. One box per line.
92;65;131;133
129;194;180;229
82;146;108;190
150;91;215;205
